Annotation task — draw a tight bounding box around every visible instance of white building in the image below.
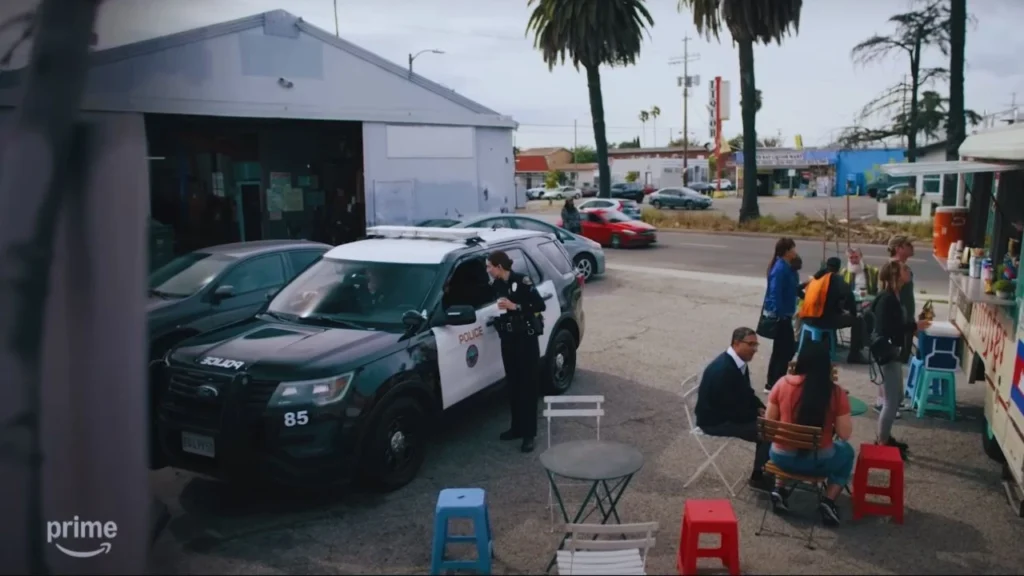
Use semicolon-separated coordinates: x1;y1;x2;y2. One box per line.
0;10;516;255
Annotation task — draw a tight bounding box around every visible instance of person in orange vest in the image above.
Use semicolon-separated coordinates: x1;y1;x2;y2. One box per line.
799;257;868;364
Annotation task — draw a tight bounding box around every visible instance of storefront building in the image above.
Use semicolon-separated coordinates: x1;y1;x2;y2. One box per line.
734;148;837;196
0;10;516;266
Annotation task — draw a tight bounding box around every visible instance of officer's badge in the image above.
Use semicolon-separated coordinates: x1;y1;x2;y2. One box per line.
522;276;532;286
511;282;518;291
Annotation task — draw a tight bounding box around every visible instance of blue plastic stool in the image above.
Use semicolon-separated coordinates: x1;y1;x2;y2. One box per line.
797;324;837;361
921;336;960;372
912;369;957;421
903;357;924;401
430;488;492;575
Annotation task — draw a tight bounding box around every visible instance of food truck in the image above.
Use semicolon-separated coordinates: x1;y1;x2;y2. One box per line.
881;123;1024;517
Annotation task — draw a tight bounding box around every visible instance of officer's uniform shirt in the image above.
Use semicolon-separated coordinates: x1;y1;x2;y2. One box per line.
493;271;545;336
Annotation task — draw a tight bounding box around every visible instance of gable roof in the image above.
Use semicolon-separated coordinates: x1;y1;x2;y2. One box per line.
515;156;549;172
0;10;508;120
519;147;570;157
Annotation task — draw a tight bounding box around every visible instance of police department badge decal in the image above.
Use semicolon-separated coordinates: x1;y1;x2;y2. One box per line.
466;344;479;368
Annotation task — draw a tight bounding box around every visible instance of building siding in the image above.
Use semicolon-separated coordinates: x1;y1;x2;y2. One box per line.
362;123;514;225
835;149;906;195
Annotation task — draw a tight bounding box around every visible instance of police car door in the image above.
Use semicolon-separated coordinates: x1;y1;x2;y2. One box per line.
505;247;559;356
431;256;504;409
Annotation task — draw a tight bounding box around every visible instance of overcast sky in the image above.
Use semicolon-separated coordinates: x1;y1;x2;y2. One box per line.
2;0;1021;149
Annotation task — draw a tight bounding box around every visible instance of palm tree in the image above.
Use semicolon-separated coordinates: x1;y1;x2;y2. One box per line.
650;105;661;146
678;0;803;222
638;110;650;146
527;0;654;199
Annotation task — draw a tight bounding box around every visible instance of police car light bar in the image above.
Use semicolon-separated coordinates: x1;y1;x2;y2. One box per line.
366;226;484;243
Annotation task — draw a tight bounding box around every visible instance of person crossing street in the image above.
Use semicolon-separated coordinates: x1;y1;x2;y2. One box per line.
487;250;546;453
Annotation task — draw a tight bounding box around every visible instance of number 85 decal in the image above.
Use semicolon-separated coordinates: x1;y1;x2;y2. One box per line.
284;410;309;427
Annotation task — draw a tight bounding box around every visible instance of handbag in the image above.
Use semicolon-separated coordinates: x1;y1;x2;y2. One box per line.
756;297;779;340
869;335;898;366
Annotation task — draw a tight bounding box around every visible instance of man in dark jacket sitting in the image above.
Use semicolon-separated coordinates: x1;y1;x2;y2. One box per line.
695;327;772;491
802;257;868;364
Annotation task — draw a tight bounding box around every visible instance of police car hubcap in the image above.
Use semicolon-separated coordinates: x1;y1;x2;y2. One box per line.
390;430;406;454
555;353;565;370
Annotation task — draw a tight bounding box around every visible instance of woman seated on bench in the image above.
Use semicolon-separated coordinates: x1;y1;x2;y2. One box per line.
766;341;854;526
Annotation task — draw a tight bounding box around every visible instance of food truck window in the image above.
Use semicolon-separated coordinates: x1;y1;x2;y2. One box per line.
967;172;994;248
992;170;1024;266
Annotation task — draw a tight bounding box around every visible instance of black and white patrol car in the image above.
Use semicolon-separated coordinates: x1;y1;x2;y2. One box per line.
152;226;585;490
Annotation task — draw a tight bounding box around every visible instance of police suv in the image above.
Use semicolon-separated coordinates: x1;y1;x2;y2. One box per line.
153;226;585;490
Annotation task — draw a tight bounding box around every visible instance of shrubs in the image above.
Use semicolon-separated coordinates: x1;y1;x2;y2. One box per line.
640;207;931;245
886;191;921;216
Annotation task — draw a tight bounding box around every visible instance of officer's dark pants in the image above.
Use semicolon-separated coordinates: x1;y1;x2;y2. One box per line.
501;333;541;439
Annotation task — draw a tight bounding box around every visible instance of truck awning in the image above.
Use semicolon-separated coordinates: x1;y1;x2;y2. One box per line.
879;160;1021;177
960;123;1024;161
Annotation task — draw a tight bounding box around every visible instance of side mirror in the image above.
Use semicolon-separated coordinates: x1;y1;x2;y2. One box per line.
213;285;235;301
443;305;477;326
402;309;426;330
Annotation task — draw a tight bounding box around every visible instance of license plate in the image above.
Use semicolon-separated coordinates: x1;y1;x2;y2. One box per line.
181;431;215;458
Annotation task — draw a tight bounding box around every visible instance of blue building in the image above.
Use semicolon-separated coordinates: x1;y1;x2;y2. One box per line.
734;147;906;196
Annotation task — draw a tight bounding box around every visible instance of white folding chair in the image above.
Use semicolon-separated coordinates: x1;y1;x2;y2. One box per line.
680;373;746;497
544;395;605;531
555;522;658;576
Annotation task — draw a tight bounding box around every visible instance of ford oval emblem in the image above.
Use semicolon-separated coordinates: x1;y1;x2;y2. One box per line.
196;384;219;398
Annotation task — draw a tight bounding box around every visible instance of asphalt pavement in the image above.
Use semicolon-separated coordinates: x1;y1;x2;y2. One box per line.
149;270;1024;574
602;232;950;297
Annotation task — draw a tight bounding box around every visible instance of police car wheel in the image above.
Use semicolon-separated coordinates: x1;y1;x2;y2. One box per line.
361;395;428;492
544;329;578;395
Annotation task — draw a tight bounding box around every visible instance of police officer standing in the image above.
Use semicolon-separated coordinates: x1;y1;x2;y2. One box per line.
486;250;545;453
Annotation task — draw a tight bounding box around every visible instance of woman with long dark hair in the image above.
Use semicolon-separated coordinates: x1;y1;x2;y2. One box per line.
872;260;929;460
765;341;854;526
761;237;799;393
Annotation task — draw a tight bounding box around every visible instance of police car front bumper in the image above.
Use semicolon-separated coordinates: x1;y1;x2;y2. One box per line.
156;369;362;486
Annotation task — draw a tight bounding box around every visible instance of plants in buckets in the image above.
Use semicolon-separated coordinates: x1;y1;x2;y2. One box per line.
993;279;1015;300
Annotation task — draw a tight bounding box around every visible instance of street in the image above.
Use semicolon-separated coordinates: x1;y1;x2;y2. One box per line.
149;269;1024;574
602;232;950;297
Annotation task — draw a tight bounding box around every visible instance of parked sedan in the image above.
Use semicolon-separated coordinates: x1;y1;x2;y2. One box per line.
609;182;646;203
413;213;606;281
576;198;641;219
147;240;331;360
525;186;547;200
561;208;657;249
711;178;734;190
647;187;713;210
541;186;582;200
687;181;713;195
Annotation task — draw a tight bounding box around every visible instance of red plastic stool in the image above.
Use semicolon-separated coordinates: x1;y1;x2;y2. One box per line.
677;499;740;575
852;443;905;524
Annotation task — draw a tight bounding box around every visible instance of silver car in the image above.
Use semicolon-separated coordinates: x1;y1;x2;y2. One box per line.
415;214;606;281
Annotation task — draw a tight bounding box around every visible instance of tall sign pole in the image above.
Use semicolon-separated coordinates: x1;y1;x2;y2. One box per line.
710;76;723;192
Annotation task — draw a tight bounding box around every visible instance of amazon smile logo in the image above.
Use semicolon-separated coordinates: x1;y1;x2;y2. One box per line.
47;517;117;558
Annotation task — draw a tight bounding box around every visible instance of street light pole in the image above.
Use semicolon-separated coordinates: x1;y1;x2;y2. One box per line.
408;48;444;78
669;37;700;185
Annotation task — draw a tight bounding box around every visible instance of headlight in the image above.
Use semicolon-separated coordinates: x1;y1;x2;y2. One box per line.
268;372;355;408
622;230;636;235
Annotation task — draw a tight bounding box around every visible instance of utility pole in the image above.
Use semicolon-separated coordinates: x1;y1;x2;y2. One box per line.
573;119;578;162
333;0;339;36
669;37;700;185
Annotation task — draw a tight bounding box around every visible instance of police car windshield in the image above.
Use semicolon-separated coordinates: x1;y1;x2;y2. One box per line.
267;258;438;329
149;252;235;297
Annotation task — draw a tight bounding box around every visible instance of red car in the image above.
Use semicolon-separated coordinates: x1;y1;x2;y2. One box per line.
559;208;657;248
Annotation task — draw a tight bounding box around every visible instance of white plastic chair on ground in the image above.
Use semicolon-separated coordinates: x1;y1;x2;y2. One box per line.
680;373;746;497
555;522;658;576
544;395;605;530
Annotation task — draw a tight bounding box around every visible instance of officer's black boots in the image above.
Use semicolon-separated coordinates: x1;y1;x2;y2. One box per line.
499;429;521;441
521;437;535;453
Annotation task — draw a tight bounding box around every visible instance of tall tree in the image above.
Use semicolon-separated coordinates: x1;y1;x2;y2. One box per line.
944;0;966;205
527;0;654;199
649;105;661;146
571;145;597;163
638;110;650;146
677;0;803;222
850;0;950;163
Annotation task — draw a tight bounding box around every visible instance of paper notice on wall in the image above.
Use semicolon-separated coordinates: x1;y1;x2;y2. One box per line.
371;180;415;226
211;172;225;197
267;172;291;213
266;187;285;213
281;186;304;212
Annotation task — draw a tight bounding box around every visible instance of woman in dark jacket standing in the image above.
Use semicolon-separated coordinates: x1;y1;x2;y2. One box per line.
561;198;581;234
762;237;799;393
872;260;930;460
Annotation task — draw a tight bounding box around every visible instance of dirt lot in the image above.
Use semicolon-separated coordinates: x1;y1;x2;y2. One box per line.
150;271;1024;575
